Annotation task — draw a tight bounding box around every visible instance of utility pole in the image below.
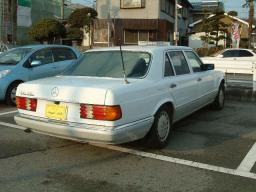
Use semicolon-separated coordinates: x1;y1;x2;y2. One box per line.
248;0;254;49
174;0;178;46
61;0;65;20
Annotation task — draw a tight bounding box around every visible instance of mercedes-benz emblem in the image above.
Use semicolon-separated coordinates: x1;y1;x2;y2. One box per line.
51;87;59;97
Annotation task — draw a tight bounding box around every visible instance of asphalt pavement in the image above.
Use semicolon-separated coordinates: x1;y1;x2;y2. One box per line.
0;100;256;192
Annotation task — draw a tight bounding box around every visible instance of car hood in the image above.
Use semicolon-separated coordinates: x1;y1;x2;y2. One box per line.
0;65;16;71
16;76;139;105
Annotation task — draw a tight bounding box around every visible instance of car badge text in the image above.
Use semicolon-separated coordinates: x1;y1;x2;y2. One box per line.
20;91;34;97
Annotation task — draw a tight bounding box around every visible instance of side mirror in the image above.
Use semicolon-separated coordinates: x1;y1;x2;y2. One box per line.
31;60;42;66
217;54;223;58
202;63;215;71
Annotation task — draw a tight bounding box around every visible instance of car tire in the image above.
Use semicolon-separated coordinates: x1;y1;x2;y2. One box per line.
5;82;21;106
146;105;172;149
213;83;225;110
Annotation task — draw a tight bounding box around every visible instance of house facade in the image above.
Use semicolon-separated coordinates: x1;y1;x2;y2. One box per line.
188;13;252;48
94;0;192;46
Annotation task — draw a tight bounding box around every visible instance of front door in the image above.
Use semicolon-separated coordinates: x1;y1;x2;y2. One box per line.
164;50;200;121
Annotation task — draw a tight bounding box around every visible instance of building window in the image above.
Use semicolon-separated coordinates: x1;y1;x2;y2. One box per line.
181;8;188;18
124;30;156;44
124;30;138;44
120;0;145;9
161;0;174;17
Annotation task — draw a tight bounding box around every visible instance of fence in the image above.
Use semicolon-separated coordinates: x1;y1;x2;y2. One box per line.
212;59;256;91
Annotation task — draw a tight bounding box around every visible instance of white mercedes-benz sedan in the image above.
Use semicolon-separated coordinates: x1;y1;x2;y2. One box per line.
15;45;225;148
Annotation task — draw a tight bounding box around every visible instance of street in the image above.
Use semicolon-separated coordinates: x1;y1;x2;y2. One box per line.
0;100;256;192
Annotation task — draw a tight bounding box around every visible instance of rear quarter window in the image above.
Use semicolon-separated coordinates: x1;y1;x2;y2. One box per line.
52;48;77;62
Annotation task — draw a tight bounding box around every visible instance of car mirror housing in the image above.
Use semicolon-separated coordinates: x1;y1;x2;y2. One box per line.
202;63;215;71
31;60;42;66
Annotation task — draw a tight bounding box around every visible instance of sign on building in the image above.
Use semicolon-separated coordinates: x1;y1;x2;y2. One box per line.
17;0;32;27
120;0;145;8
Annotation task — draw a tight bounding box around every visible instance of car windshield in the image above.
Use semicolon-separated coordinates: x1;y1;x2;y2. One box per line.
0;48;32;65
64;51;151;78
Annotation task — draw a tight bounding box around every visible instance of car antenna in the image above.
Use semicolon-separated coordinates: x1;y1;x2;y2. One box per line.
119;39;129;84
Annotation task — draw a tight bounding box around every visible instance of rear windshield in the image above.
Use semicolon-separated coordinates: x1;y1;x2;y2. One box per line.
0;48;31;65
64;51;151;78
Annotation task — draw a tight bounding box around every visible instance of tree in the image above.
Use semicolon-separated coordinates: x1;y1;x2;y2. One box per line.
197;11;229;47
68;7;97;31
29;19;66;43
66;27;83;39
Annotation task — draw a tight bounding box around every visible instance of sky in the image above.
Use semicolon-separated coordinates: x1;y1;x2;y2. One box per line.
71;0;253;19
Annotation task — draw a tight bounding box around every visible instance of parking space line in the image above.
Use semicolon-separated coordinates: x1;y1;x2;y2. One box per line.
237;143;256;172
92;144;256;180
2;121;256;180
0;110;18;116
0;121;26;130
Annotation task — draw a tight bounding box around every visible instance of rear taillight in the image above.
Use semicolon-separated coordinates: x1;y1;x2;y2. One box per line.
16;97;37;112
80;104;122;121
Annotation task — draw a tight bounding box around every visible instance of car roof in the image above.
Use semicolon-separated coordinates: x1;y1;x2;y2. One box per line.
86;45;193;54
223;48;254;51
16;44;74;50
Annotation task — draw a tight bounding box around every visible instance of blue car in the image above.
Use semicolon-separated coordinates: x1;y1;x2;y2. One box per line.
0;44;81;105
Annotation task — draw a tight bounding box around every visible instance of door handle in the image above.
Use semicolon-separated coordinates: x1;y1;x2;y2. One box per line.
170;83;177;88
197;78;202;82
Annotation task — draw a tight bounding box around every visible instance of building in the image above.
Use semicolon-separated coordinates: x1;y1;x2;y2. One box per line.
189;0;224;22
94;0;193;46
188;13;253;48
0;0;72;45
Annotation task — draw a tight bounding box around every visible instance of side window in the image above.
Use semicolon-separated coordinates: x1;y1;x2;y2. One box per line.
185;51;203;72
168;51;190;75
30;49;53;65
52;48;77;62
222;50;239;58
239;50;253;57
164;53;174;77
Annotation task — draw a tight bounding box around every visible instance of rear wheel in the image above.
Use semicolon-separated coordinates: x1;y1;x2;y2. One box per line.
213;83;225;110
146;105;172;148
5;82;21;106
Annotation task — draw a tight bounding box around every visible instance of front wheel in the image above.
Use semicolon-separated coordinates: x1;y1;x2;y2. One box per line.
5;82;20;106
146;106;172;148
212;83;225;110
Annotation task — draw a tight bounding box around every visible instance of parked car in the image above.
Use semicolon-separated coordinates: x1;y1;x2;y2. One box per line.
0;43;9;54
15;45;225;148
0;44;81;105
201;48;256;75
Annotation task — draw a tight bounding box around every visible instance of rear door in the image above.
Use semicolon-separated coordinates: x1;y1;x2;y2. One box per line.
52;47;77;75
184;51;215;105
165;50;200;121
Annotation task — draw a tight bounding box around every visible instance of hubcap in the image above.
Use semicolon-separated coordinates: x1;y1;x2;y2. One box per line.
219;89;224;107
157;111;170;142
10;86;17;104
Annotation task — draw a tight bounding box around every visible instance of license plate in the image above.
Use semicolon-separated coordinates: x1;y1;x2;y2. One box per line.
45;104;67;120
